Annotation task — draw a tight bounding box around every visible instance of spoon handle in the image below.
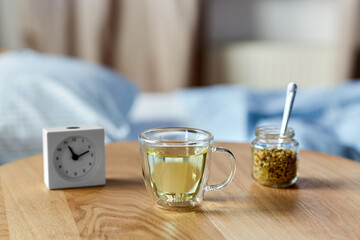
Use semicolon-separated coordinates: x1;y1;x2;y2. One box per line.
280;82;297;136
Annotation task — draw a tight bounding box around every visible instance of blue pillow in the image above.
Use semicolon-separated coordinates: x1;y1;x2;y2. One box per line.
179;83;360;161
0;50;137;164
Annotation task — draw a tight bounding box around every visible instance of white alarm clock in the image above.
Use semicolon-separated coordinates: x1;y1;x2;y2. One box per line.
43;126;106;189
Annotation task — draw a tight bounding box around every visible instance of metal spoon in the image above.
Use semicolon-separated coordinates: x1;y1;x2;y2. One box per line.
280;82;297;137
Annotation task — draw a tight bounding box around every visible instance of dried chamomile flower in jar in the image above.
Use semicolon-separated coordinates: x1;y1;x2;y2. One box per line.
251;126;299;188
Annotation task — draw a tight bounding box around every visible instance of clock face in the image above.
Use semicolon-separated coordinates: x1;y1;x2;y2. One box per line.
53;136;96;179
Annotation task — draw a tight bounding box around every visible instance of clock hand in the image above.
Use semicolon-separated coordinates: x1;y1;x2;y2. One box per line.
78;150;90;158
68;146;79;160
68;146;76;155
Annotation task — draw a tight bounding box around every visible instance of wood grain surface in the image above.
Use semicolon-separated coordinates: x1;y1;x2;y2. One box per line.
1;142;360;239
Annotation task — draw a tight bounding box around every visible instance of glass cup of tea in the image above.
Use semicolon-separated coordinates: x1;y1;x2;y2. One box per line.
139;127;236;209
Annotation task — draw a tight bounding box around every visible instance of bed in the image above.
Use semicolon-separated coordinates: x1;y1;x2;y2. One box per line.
1;50;359;165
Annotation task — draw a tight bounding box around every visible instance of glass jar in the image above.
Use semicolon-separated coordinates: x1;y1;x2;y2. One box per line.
251;126;299;188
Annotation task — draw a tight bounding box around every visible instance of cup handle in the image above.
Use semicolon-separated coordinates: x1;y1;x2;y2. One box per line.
205;146;236;191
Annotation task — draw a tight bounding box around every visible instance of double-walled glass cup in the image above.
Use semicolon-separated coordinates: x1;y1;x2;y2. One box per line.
139;127;236;209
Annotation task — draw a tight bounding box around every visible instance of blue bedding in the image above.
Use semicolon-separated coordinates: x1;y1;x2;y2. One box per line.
179;84;360;161
0;50;137;164
0;50;359;164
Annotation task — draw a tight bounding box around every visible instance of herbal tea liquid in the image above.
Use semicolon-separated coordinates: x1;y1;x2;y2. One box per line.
146;146;207;202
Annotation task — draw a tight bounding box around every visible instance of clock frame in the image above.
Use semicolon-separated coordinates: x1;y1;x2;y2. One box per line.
43;126;106;189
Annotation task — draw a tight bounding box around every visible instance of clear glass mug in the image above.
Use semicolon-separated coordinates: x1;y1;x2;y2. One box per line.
139;127;236;209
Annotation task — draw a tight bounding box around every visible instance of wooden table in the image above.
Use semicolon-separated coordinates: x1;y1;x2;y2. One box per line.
1;142;360;239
